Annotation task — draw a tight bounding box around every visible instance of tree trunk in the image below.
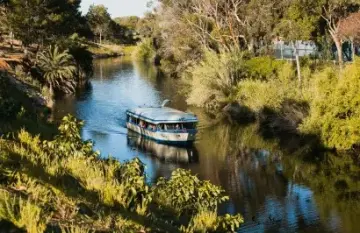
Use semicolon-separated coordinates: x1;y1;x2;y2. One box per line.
332;33;343;67
248;38;254;53
351;38;355;62
293;42;301;85
46;83;55;109
9;31;13;50
99;31;102;45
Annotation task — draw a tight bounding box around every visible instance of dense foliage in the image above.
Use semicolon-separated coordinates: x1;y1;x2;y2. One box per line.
0;115;243;232
301;59;360;150
5;0;89;47
131;0;360;151
0;74;20;120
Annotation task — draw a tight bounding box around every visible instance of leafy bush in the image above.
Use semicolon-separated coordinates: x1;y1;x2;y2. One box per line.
154;169;229;215
244;56;285;80
300;60;360;150
133;38;156;62
235;61;298;113
186;49;247;110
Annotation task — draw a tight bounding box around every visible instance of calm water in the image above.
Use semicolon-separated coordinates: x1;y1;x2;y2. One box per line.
53;57;360;233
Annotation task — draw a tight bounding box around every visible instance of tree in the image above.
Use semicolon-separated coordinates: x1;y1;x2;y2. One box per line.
276;0;320;84
114;16;140;30
338;12;360;60
320;0;360;66
37;45;77;96
86;4;111;44
7;0;47;47
6;0;86;49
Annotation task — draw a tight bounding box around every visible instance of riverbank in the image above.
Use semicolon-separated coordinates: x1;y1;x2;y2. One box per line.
87;42;136;59
0;47;243;233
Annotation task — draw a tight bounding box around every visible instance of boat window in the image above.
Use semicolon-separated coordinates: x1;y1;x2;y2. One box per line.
148;123;156;131
129;116;135;123
165;124;175;130
157;124;164;130
182;123;196;130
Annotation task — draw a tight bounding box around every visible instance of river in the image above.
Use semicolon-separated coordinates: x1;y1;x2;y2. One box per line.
53;57;360;233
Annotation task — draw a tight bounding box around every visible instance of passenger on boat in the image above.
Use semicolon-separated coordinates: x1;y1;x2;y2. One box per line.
175;124;180;130
148;124;156;131
139;120;146;128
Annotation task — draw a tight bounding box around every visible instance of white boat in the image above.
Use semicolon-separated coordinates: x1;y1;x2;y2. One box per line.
126;101;198;145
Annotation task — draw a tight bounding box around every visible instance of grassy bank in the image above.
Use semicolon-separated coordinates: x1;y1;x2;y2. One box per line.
0;115;243;233
87;42;136;58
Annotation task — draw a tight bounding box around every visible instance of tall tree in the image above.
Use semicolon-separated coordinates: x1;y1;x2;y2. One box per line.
6;0;86;49
7;0;47;47
86;4;111;45
338;12;360;60
276;0;320;84
320;0;360;66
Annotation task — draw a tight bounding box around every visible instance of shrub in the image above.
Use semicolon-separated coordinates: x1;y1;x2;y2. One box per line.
186;49;247;110
300;60;360;150
154;169;229;215
244;56;285;80
133;38;156;62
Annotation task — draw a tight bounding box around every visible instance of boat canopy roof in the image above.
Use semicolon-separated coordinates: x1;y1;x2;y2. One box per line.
127;107;198;124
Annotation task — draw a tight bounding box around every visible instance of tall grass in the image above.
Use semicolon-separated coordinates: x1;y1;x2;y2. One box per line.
0;191;48;233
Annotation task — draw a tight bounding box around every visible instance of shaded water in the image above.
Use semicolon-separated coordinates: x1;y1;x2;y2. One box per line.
53;57;360;233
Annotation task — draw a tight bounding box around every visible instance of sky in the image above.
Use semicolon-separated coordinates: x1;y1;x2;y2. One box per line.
80;0;151;18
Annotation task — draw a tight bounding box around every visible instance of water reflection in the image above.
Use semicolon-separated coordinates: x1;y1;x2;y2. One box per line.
52;57;360;233
127;130;199;164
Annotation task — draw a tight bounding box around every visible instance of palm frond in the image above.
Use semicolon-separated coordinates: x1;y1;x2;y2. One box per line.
37;45;77;93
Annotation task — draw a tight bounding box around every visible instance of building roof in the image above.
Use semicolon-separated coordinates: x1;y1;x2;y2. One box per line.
126;107;198;124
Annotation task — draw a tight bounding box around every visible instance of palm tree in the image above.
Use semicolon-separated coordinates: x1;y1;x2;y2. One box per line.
37;45;77;96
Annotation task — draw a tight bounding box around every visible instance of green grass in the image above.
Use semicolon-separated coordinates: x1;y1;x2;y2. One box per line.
86;42;129;57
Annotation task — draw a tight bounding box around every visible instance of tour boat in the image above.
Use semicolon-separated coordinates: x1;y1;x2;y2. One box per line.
126;100;198;145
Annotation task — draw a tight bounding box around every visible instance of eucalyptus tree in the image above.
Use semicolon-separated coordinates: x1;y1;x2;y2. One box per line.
276;0;320;84
338;12;360;60
86;4;112;44
320;0;360;65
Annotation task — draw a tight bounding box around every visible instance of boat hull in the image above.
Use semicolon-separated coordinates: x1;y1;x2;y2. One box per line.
126;122;196;145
